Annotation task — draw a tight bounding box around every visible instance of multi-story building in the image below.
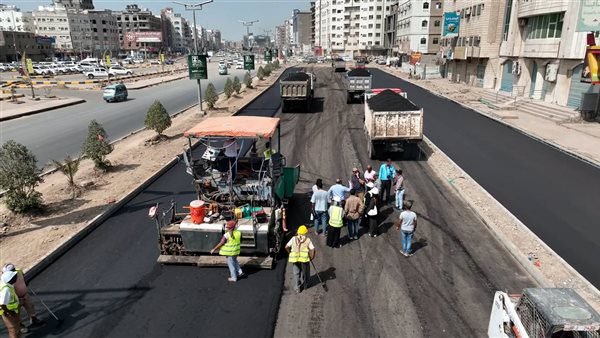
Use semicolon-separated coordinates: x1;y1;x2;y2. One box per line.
0;31;54;62
498;0;597;108
275;24;287;49
0;5;33;32
52;0;94;11
310;2;316;48
114;4;162;53
314;0;331;55
441;0;507;88
384;1;399;55
394;0;442;56
86;10;120;56
292;9;312;55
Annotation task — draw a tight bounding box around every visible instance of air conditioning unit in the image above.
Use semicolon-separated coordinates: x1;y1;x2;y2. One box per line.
465;8;471;16
518;18;527;27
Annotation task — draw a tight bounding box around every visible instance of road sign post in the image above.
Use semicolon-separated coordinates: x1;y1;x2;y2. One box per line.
243;55;255;71
188;54;208;114
264;49;272;63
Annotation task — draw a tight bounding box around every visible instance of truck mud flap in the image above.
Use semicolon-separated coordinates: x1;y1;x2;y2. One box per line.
157;255;274;269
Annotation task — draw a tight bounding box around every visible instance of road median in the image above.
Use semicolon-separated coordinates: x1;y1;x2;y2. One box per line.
0;97;86;122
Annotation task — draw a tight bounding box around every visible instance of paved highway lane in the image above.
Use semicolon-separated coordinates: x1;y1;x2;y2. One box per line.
0;67;253;168
369;68;600;287
15;69;293;338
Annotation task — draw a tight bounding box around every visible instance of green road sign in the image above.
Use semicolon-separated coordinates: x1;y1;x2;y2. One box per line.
188;54;208;80
264;49;272;62
244;55;255;70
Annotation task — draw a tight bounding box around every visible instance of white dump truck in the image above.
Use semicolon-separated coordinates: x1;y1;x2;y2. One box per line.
280;71;314;113
345;68;372;103
364;88;423;160
488;288;600;338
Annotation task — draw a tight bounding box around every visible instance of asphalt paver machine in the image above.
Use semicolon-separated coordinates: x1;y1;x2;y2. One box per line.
152;116;300;269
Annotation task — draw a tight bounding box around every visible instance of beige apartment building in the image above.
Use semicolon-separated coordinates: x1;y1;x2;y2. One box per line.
498;0;598;108
440;0;506;88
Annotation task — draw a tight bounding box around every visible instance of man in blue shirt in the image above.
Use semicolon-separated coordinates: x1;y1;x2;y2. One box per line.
328;178;351;204
378;158;395;204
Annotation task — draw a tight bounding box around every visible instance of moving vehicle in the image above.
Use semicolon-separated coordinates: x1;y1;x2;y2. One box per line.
345;68;372;103
84;68;109;79
488;288;600;338
153;116;300;269
218;63;228;75
149;59;161;65
333;58;346;72
103;83;128;102
108;65;133;76
279;71;314;113
236;61;244;69
364;88;423;159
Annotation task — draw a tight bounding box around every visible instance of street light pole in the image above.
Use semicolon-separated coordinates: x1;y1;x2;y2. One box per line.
174;0;213;115
239;19;259;49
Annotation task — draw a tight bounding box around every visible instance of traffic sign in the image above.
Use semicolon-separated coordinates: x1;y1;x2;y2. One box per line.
264;49;272;62
188;54;208;80
244;55;255;71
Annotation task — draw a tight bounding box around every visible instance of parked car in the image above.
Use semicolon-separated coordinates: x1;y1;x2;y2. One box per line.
103;83;128;102
149;59;161;65
132;59;144;64
218;63;228;75
84;68;109;79
108;65;133;76
164;59;175;65
78;62;97;72
0;63;7;72
236;61;243;69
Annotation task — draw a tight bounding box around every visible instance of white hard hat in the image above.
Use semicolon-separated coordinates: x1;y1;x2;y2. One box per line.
1;270;17;284
370;187;379;195
333;196;341;202
2;263;15;273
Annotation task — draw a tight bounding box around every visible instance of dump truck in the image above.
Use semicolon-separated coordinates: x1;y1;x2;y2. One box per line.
151;116;300;269
364;88;423;159
280;71;314;113
488;288;600;338
345;68;372;103
333;58;346;72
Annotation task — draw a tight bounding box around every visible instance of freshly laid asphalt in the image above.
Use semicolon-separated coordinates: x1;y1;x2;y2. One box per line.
18;69;293;338
369;68;600;287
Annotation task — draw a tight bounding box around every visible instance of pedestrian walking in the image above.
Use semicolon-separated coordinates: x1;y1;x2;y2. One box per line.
378;158;395;204
327;178;351;204
311;179;329;236
394;169;405;210
366;187;379;237
396;201;417;256
344;189;364;240
285;225;315;293
364;165;376;182
211;220;244;282
349;167;366;201
327;196;345;248
2;264;44;327
1;270;22;338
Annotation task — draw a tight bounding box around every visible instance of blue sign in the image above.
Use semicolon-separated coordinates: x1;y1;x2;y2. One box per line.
35;36;56;44
443;12;460;37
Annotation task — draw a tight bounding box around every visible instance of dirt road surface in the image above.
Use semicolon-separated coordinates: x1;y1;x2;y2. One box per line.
274;66;535;337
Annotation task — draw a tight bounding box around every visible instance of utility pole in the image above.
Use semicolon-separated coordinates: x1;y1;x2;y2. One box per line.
239;19;259;49
174;0;213;115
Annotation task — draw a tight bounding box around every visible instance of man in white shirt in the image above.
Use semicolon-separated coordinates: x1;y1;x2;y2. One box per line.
396;201;417;256
223;137;240;181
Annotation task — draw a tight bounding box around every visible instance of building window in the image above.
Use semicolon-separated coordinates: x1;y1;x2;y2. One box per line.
433;37;439;44
423;2;429;9
434;20;440;27
420;37;426;44
502;0;513;41
421;20;428;27
526;12;564;39
435;2;442;9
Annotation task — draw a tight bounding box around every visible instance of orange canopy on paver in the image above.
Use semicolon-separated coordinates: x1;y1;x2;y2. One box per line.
184;116;280;138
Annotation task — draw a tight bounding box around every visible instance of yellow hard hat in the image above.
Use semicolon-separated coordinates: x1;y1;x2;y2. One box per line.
297;225;308;235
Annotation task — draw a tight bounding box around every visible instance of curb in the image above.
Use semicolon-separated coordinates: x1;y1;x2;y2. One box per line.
22;67;289;282
374;66;600;170
0;98;86;122
126;73;189;90
422;136;600;300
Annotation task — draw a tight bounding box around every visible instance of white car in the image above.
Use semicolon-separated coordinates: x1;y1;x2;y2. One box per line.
149;59;161;65
236;61;243;69
108;66;133;76
132;59;144;64
84;68;109;79
31;66;51;76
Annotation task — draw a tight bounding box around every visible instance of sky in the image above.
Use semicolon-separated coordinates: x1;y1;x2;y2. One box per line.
5;0;310;40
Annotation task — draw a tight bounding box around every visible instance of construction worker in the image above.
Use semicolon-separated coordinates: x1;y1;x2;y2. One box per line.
285;225;315;293
0;270;21;338
326;196;345;248
210;220;245;282
263;141;277;160
2;264;44;327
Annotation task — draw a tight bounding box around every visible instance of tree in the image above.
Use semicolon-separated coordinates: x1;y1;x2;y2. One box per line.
52;155;81;199
232;76;241;94
257;66;265;80
273;60;280;69
205;83;218;109
144;100;172;136
224;77;234;99
244;72;253;89
82;120;113;170
263;64;272;77
0;140;43;213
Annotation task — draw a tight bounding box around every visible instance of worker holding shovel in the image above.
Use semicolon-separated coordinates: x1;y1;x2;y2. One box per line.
211;220;245;282
286;225;315;293
2;264;45;328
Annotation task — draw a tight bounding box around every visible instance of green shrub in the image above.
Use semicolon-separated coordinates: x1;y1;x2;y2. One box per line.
0;140;43;213
224;77;234;99
205;83;218;109
82;120;113;170
257;66;265;80
244;72;253;89
52;155;81;199
144;100;172;136
232;76;241;94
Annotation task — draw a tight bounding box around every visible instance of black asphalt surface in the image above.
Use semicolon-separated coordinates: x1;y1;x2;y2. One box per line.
369;68;600;287
15;69;295;338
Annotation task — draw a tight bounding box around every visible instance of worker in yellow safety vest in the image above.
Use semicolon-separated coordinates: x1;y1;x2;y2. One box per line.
211;220;245;282
0;270;21;338
327;195;345;248
263;141;277;160
3;264;44;327
285;225;315;293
